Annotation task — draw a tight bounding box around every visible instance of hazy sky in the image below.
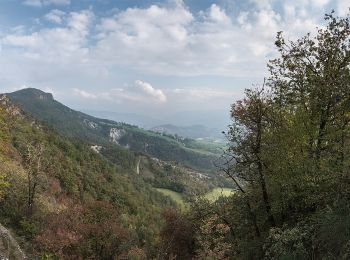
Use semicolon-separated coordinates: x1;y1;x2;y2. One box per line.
0;0;346;118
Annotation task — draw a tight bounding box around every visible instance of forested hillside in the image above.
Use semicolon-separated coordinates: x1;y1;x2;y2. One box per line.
0;95;181;258
0;92;230;258
8;89;220;173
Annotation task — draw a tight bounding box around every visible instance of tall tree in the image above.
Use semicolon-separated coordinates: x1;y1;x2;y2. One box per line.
225;86;276;230
220;11;350;258
268;12;350;165
22;142;44;216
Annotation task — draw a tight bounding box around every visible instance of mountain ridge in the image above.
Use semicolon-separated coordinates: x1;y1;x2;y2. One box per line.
7;88;221;173
0;92;183;258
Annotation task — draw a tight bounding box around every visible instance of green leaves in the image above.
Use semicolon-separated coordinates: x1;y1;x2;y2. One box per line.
212;10;350;259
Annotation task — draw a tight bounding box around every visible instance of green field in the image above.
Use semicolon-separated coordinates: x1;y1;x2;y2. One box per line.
155;188;186;208
204;188;235;202
155;187;235;207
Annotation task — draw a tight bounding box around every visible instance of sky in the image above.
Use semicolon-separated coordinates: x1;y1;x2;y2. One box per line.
0;0;348;125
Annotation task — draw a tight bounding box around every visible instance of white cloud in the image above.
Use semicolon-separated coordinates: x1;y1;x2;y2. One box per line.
206;4;231;24
44;9;66;24
337;0;350;16
70;85;241;108
23;0;70;7
0;9;94;92
0;0;346;97
249;0;275;10
311;0;330;7
92;0;327;76
2;9;93;62
172;88;238;100
71;80;167;104
73;88;97;99
134;80;167;103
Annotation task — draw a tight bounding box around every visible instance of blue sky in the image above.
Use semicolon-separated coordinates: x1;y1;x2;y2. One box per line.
0;0;346;125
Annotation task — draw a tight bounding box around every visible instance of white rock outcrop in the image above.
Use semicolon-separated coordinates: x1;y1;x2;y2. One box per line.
109;128;126;144
90;145;102;153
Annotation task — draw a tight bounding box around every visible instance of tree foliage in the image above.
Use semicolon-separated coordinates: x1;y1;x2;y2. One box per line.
167;11;350;259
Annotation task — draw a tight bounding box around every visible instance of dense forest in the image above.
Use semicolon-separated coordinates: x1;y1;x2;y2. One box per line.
1;10;350;260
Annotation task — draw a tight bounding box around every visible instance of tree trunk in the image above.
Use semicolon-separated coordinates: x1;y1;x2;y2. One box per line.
256;103;276;227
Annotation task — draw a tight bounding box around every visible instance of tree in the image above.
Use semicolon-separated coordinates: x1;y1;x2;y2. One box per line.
219;11;350;258
268;11;350;165
195;213;232;259
36;201;129;259
159;209;195;259
224;86;276;231
266;11;350;219
0;107;12;200
22;142;45;216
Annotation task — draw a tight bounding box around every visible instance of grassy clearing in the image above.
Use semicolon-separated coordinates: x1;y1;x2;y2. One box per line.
155;187;235;208
155;188;186;208
204;188;235;202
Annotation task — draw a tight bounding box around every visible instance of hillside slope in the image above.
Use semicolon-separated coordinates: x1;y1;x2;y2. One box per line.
7;88;220;172
0;95;178;258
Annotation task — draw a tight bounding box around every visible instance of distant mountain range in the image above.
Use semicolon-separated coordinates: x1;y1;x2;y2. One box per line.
164;110;230;130
84;109;229;140
7;88;222;172
82;110;163;129
151;124;224;140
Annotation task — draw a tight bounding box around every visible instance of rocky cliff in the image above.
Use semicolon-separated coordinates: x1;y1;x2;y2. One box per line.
0;224;26;260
